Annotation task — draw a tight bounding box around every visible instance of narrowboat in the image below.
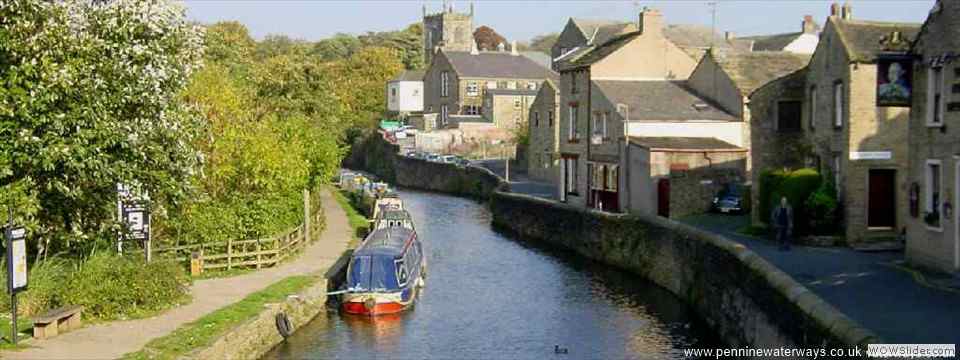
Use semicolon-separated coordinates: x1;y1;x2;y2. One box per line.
342;222;425;316
371;193;403;221
372;208;415;231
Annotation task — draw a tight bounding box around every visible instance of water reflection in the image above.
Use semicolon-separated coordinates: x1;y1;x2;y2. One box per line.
263;190;720;359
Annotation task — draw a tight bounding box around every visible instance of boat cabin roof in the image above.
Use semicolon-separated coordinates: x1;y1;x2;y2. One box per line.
354;227;416;257
379;209;412;221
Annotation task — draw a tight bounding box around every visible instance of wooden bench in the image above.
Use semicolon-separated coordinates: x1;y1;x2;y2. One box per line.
33;305;83;340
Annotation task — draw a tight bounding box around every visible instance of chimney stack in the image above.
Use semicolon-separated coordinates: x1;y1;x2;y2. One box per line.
841;2;852;20
725;31;735;41
802;15;818;33
511;40;519;56
470;40;479;55
830;2;841;17
638;7;664;37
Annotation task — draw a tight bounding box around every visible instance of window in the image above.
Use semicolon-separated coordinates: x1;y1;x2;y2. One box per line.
441;105;449;125
926;160;943;229
466;81;479;97
441;71;450;97
616;103;629;120
463;105;481;115
592;112;602;137
777;101;803;132
391;88;397;98
602;112;610;138
514;116;521;126
570;72;578;94
833;154;842;195
564;157;579;195
514;99;522;109
568;105;579;141
534;111;540;128
548;111;554;127
607;165;618;192
486;81;498;89
833;81;844;128
507;81;517;90
526;82;538;91
928;66;945;126
543;152;551;169
808;86;817;130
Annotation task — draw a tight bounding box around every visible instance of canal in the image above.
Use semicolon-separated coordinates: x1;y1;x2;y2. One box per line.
263;190;720;359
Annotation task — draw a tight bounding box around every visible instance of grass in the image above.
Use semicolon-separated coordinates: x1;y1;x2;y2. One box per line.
333;190;370;246
121;275;317;360
0;315;32;350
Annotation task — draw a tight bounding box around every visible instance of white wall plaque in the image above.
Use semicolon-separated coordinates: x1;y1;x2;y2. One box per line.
850;151;892;160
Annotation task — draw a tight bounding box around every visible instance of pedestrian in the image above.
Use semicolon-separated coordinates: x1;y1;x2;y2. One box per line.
771;196;794;251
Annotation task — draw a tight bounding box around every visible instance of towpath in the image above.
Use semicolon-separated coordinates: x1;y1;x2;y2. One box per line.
680;214;960;344
1;188;351;360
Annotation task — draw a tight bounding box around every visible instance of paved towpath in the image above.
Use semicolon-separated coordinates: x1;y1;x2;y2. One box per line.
2;188;351;360
680;214;960;345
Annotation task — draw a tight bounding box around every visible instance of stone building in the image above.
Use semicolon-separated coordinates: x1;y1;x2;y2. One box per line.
549;14;751;71
422;46;555;130
805;3;920;245
556;8;705;209
622;137;747;219
739;15;821;54
906;0;960;273
482;89;537;131
528;79;560;183
422;3;474;65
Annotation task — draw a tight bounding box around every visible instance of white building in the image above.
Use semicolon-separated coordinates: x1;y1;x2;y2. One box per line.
387;70;425;115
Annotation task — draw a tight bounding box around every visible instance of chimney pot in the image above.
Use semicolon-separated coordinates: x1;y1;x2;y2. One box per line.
725;31;735;41
841;2;852;20
830;2;840;17
802;15;818;33
638;7;664;36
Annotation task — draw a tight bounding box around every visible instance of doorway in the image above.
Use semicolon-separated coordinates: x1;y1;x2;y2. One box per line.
657;179;670;218
867;169;896;229
955;161;959;270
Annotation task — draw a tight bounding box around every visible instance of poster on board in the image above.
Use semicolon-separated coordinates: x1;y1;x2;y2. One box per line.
6;226;27;294
877;55;913;107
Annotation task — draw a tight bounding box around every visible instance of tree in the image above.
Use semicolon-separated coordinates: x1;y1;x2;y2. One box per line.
0;0;205;256
528;33;560;54
328;47;404;140
474;25;509;51
311;33;362;62
204;21;256;65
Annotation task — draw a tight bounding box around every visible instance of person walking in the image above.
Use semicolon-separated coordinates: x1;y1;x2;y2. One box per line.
771;196;794;251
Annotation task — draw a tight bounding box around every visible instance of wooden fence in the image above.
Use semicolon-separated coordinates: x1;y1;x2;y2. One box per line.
153;190;325;273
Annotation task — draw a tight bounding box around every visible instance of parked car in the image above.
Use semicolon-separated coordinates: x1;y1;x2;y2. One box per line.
425;153;441;162
440;155;458;164
456;157;471;167
711;183;745;214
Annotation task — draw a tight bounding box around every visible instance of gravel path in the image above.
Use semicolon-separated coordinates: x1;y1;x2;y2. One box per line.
2;188;351;360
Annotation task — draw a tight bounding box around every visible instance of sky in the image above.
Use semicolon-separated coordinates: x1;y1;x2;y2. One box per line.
184;0;936;42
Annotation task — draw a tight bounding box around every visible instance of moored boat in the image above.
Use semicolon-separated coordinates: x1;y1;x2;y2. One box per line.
342;221;425;316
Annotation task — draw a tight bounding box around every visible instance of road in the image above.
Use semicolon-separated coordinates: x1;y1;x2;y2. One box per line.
470;159;557;200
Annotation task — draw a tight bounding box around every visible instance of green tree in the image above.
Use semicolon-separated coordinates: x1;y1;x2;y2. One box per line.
528;33;560;54
0;0;205;257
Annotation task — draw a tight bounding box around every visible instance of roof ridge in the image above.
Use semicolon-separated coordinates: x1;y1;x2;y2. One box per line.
838;19;922;27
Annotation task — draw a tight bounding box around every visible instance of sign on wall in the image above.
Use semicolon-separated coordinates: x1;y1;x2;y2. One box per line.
877;55;914;107
6;226;27;294
850;151;893;161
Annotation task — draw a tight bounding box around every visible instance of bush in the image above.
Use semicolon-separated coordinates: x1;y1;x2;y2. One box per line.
1;253;190;320
759;168;822;235
805;180;840;235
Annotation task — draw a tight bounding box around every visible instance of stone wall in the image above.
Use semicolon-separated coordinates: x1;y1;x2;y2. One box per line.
189;277;328;360
489;190;877;351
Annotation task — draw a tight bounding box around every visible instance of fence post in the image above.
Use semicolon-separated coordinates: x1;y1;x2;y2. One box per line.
256;240;262;269
303;188;310;245
227;238;233;270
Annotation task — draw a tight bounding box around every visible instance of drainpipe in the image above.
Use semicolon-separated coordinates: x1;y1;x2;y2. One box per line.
586;68;593;208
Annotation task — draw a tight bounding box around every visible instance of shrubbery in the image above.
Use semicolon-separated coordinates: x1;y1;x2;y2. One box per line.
1;254;190;320
805;180;841;235
759;168;824;235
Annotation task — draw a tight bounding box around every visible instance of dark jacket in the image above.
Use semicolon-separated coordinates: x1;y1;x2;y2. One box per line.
770;204;794;231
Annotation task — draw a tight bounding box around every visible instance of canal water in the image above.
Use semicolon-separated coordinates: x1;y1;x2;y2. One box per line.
263;190;720;359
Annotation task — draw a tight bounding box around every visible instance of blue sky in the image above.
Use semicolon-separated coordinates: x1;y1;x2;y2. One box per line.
184;1;936;42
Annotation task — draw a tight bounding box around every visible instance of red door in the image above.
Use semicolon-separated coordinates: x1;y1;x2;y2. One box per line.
657;179;670;218
868;169;896;228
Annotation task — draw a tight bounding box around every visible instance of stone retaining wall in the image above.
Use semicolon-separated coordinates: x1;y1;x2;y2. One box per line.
489;190;878;351
188;276;328;360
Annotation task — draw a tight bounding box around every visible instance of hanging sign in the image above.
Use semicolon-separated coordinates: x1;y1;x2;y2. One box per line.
116;183;151;254
877;55;913;107
6;226;27;294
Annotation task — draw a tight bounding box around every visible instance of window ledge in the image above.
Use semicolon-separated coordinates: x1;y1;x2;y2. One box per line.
926;225;944;233
926;122;945;128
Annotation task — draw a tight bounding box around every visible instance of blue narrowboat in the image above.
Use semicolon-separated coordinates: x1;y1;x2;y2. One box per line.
343;213;425;315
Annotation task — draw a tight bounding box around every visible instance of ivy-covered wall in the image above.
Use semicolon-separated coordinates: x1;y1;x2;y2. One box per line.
489;190;878;351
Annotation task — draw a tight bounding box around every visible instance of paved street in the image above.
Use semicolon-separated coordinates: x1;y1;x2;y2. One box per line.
471;159;557;200
679;214;960;344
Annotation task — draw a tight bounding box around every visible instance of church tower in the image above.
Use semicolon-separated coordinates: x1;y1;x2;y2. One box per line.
422;1;474;65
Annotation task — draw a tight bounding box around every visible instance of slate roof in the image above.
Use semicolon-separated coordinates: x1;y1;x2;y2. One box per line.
710;51;811;96
741;32;803;52
832;19;921;63
392;70;425;82
628;136;745;151
443;51;556;79
520;51;552;69
570;18;631;44
593;80;737;121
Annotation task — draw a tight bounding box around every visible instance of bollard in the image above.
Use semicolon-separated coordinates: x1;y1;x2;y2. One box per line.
190;250;203;276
